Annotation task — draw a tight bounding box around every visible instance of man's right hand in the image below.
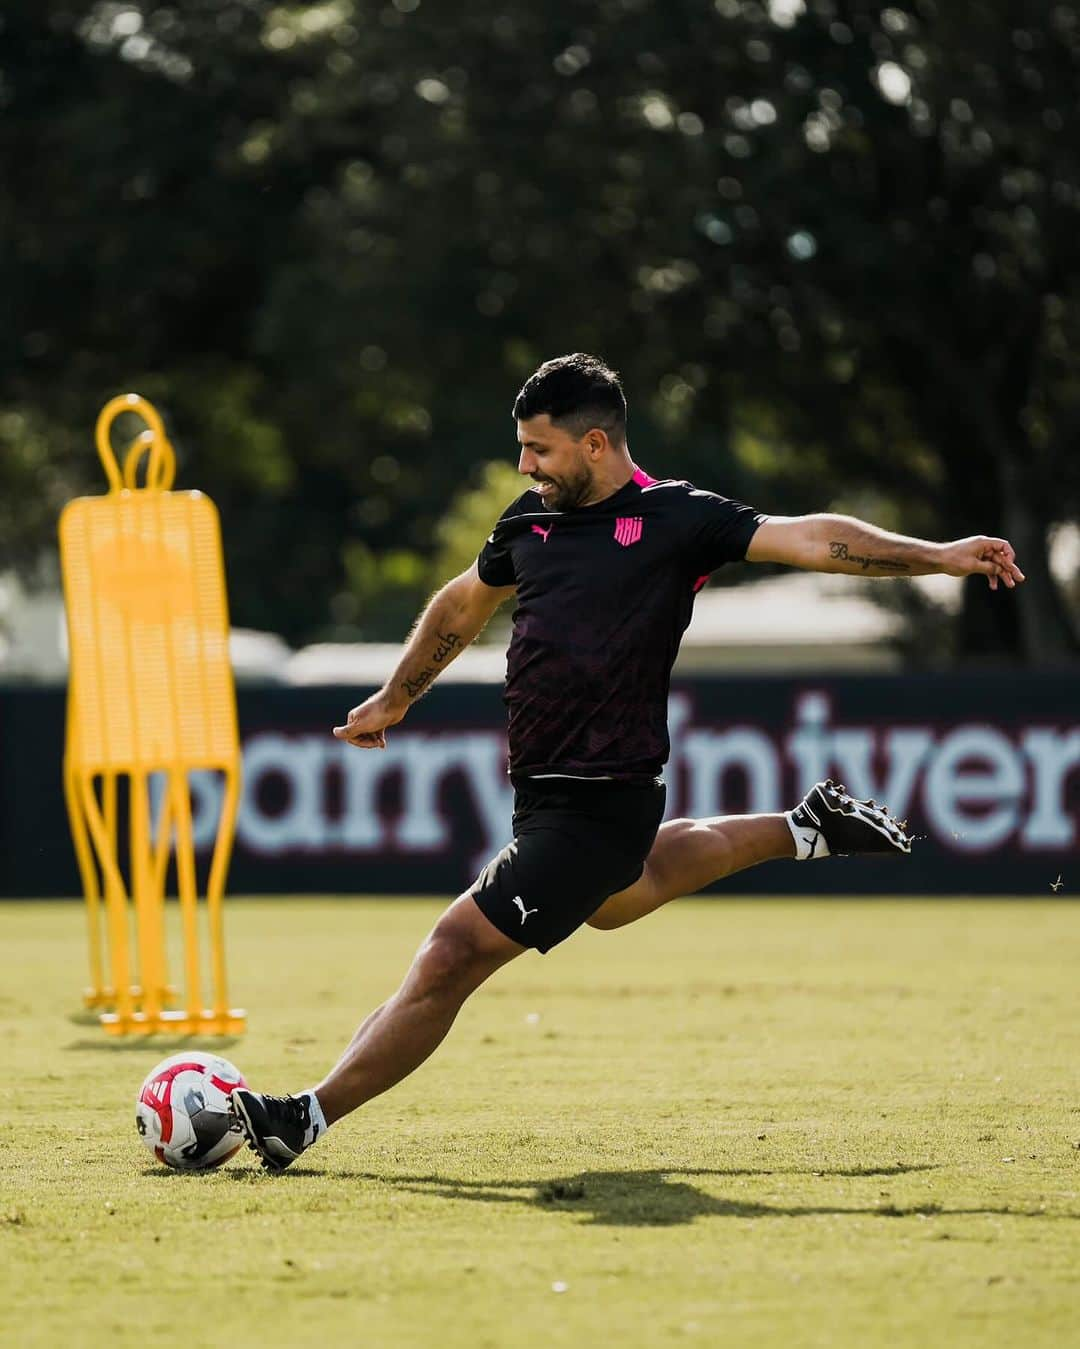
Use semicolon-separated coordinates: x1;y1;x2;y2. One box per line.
332;691;408;749
939;535;1025;589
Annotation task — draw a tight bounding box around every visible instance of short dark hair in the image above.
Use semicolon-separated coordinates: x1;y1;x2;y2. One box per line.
513;353;627;442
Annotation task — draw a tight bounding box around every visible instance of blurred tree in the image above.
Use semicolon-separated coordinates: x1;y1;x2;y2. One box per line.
430;460;526;591
1;0;1077;658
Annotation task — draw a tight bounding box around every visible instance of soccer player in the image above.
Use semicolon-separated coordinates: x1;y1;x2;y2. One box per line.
231;353;1025;1171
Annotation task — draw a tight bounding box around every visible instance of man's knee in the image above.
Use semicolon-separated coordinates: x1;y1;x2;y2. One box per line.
411;899;507;997
652;817;737;881
414;929;476;996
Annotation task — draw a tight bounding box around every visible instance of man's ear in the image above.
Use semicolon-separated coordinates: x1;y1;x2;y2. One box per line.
585;429;608;459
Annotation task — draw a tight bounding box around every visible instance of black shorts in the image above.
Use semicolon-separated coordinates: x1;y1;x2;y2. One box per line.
470;776;666;953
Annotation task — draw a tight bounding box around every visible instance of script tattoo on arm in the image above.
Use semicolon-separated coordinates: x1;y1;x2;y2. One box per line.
400;631;464;701
431;630;462;664
828;541;912;573
401;668;435;699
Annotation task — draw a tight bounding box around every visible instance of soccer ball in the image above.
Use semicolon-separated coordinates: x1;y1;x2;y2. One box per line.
136;1051;247;1172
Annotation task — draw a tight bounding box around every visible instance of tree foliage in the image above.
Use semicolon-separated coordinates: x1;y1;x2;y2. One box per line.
2;0;1078;656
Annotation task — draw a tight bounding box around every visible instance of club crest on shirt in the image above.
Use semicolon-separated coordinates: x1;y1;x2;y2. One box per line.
613;516;643;547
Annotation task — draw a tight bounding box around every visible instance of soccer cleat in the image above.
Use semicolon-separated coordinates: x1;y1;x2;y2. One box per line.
790;779;912;857
228;1089;315;1173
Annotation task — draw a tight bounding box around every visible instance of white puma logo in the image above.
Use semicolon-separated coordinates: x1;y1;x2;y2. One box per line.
512;895;538;924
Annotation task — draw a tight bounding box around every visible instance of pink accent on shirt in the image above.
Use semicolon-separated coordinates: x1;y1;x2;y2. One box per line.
614;516;644;547
631;466;705;587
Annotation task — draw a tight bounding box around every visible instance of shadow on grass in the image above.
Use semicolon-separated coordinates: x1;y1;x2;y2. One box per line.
205;1161;935;1185
170;1162;1079;1227
65;1035;244;1052
140;1164;318;1181
297;1166;1063;1228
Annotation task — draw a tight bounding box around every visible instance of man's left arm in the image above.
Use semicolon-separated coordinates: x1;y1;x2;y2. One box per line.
745;514;1026;590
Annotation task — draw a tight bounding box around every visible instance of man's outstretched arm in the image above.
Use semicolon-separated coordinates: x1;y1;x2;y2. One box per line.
745;514;1026;590
332;563;515;748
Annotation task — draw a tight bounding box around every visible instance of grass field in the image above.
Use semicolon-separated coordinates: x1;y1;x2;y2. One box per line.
3;896;1080;1349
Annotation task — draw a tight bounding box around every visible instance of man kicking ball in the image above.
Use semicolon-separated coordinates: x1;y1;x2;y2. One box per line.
231;353;1025;1171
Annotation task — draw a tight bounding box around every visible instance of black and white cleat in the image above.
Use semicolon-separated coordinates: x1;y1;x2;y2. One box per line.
790;779;913;857
228;1089;313;1174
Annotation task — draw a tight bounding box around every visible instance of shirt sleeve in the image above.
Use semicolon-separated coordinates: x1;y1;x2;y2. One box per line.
683;488;766;573
476;494;530;588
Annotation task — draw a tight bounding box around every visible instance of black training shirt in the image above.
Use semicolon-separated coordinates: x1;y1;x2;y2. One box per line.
476;470;765;782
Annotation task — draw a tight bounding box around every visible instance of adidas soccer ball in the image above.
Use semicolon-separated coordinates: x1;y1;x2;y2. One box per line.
136;1051;247;1172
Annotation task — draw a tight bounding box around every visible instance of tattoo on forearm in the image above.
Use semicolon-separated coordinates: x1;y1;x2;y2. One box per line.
828;541;911;573
401;668;435;699
432;630;462;664
400;631;463;701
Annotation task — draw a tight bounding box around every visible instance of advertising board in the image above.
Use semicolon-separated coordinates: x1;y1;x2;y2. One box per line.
2;674;1075;898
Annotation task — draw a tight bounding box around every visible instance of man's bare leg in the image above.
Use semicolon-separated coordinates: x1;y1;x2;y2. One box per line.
314;817;782;1120
588;814;793;931
314;893;524;1124
230;894;523;1169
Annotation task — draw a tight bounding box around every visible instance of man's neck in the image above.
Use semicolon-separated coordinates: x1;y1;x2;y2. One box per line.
579;450;636;507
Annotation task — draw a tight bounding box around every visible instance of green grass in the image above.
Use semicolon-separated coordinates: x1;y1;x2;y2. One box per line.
3;897;1080;1348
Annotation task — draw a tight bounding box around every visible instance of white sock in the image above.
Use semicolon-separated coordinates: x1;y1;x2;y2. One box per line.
300;1089;329;1148
785;811;831;860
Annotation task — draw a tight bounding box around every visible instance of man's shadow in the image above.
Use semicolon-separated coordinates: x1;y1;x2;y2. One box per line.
204;1164;1080;1228
268;1163;1057;1228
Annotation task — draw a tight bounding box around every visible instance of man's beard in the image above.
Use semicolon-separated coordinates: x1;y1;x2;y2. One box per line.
535;463;593;511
